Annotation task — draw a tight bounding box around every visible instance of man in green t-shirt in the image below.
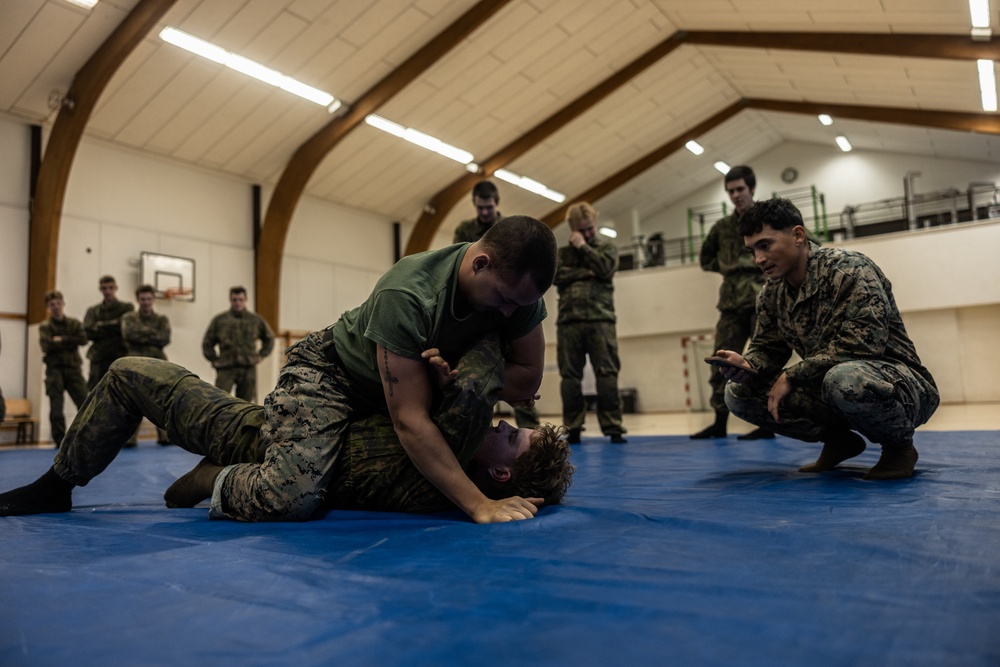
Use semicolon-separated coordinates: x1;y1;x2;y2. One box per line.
2;216;562;524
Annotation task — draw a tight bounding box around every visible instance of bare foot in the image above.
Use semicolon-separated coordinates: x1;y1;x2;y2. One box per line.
164;458;224;508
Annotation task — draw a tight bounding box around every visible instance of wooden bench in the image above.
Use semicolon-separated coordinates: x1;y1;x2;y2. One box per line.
1;398;40;445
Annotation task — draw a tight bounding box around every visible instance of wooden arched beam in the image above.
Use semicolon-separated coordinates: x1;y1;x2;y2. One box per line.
255;0;511;332
405;31;1000;254
403;32;689;256
27;0;177;325
541;98;1000;227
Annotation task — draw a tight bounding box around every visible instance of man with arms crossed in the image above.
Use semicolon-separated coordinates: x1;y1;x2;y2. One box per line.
713;198;939;479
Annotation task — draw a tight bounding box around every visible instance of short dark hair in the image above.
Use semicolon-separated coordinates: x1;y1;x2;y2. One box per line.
44;290;63;304
480;215;557;293
229;286;247;297
472;180;499;203
738;197;805;237
99;275;116;285
136;284;156;298
724;165;756;189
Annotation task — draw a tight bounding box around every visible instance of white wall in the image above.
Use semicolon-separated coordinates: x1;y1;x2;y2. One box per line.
0;119;32;404
636;141;1000;242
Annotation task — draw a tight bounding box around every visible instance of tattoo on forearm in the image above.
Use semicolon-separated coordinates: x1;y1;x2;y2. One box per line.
383;349;399;396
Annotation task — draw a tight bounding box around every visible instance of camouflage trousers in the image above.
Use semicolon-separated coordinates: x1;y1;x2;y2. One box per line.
45;365;89;445
708;306;756;416
215;365;257;402
725;359;940;448
557;321;625;435
88;355;125;391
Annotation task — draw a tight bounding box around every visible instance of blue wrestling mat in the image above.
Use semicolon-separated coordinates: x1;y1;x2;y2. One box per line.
1;431;998;667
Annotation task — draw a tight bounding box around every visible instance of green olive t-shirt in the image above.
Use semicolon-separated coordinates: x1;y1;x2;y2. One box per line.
329;243;546;406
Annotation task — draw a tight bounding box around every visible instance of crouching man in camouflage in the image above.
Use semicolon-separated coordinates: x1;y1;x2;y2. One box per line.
712;198;939;480
0;335;573;518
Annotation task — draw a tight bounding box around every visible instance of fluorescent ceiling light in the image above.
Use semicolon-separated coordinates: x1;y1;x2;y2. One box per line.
835;135;853;152
978;59;998;111
465;163;480;173
159;27;336;109
818;114;833;126
599;226;618;239
493;169;566;202
66;0;99;7
685;140;705;155
365;115;473;165
970;0;991;28
713;161;730;174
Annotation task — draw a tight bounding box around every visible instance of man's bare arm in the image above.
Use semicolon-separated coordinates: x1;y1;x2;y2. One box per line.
499;324;545;404
378;344;541;523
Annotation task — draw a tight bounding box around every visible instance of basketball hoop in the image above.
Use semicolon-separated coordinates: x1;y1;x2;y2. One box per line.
163;287;193;302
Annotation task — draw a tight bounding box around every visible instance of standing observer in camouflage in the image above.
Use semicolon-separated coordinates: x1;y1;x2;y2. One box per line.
122;284;171;445
554;202;626;444
716;198;939;480
202;286;275;403
83;275;134;391
39;291;89;446
692;166;774;441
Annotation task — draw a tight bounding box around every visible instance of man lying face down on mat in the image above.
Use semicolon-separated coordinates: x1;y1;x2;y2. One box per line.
0;335;573;518
1;216;573;520
710;198;939;480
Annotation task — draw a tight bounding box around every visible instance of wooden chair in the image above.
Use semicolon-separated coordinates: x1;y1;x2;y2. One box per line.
1;398;39;445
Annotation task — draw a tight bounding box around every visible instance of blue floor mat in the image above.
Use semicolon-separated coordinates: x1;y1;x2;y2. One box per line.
1;431;998;667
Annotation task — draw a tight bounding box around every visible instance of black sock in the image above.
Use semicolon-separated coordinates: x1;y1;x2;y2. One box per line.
0;466;75;516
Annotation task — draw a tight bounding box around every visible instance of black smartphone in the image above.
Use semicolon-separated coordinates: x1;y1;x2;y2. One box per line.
704;356;758;376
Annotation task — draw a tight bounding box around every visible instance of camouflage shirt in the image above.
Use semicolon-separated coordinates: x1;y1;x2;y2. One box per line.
40;316;87;368
553;238;618;325
700;211;765;312
202;309;275;369
453;217;492;243
122;311;171;359
744;243;936;391
84;299;134;362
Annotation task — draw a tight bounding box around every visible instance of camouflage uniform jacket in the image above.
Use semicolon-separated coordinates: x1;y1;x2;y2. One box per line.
84;299;134;362
744;243;936;391
700;211;765;312
122;311;171;359
40;316;87;368
452;216;493;243
202;310;275;369
553;238;618;325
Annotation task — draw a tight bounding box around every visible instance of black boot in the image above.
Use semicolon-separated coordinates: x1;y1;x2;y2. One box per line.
799;430;866;472
0;467;75;516
737;427;775;441
566;429;581;444
691;413;727;439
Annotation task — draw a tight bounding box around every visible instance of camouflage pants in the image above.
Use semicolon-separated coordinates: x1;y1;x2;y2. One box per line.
88;355;124;391
45;365;89;445
509;403;540;429
708;306;756;416
557;321;624;435
725;359;940;447
215;366;257;402
54;358;265;487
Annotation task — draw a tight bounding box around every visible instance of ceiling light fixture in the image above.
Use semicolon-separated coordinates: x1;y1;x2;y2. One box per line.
66;0;99;8
493;169;566;203
685;140;705;155
599;226;618;239
713;161;730;174
159;28;338;110
817;114;833;126
970;0;992;38
835;135;853;152
365;114;473;164
978;59;998;111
